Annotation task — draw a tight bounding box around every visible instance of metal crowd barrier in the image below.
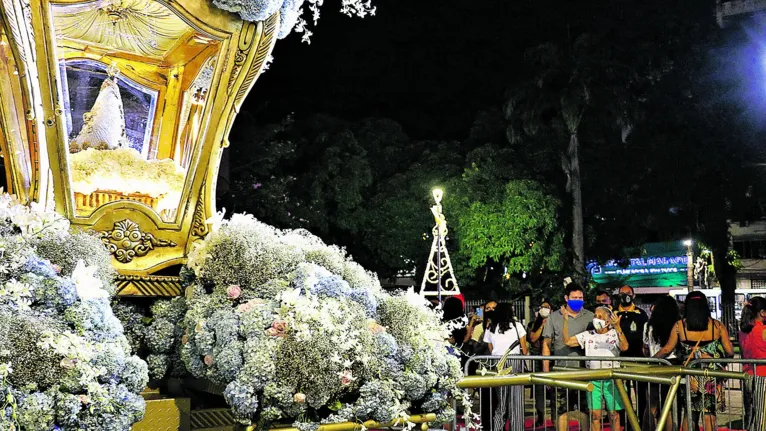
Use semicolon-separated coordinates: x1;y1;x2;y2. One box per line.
682;358;766;431
454;355;678;431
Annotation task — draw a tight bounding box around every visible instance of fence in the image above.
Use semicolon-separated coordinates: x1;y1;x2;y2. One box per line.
464;299;529;324
682;358;766;431
450;355;756;431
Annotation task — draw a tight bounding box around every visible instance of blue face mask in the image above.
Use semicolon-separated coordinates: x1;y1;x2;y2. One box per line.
567;299;584;313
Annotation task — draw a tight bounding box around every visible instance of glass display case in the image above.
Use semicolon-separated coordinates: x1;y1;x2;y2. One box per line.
50;0;220;222
0;0;278;292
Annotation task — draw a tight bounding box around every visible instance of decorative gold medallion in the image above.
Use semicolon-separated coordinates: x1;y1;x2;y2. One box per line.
99;219;176;263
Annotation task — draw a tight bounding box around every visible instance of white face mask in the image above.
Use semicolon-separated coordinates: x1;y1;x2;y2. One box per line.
539;308;551;318
593;318;608;331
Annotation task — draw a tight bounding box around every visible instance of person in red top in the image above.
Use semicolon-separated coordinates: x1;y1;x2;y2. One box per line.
740;296;766;430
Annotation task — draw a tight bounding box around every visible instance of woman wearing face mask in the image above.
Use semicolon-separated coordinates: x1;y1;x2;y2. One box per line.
740;296;766;430
563;306;629;431
527;299;552;426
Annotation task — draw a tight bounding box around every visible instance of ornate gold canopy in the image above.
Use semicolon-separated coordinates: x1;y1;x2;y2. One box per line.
52;0;195;59
0;0;278;296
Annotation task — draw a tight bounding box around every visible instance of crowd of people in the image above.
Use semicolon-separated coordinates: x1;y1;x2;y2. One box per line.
441;283;766;431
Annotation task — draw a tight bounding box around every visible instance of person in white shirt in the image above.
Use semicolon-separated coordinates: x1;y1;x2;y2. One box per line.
563;306;628;431
483;303;529;356
482;302;528;431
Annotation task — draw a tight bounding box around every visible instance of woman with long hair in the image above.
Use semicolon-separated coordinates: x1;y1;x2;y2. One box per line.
740;296;766;430
643;296;680;430
527;299;552;426
654;291;734;431
483;302;528;431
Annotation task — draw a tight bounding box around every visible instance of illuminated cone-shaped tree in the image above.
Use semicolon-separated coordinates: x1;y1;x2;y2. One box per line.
420;188;460;300
69;63;130;153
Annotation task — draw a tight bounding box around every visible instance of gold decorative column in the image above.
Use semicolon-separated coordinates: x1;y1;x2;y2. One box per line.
0;0;278;296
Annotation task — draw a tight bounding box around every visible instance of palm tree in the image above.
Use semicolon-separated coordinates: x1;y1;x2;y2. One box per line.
506;34;637;279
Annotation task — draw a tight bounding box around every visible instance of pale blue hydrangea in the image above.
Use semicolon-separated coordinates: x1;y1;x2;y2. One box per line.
122;356;150;393
54;393;82;427
145;319;175;353
146;353;170;381
24;255;57;278
211;0;282;22
224;378;260;423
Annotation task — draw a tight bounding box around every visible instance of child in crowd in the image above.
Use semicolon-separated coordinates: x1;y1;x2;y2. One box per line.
563;306;629;431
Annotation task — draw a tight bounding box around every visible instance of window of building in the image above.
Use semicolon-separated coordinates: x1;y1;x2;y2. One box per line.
734;240;766;259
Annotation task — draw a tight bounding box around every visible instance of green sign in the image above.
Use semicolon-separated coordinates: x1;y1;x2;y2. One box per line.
588;242;688;288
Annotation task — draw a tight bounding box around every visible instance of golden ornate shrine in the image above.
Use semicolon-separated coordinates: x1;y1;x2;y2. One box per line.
0;0;277;296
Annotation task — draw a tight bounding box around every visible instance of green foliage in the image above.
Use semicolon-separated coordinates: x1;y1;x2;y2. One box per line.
436;141;565;288
450;179;564;275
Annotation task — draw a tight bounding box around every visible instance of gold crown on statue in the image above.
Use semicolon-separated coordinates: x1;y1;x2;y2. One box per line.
106;61;120;79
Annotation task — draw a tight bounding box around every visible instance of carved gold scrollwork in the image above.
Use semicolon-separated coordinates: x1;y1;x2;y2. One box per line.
99;219;176;263
227;21;256;93
233;12;278;106
191;186;208;238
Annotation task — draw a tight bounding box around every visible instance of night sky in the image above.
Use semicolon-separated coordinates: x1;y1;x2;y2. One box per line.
242;0;603;139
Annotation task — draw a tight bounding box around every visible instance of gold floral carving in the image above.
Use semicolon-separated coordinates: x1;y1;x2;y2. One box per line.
99;219;176;263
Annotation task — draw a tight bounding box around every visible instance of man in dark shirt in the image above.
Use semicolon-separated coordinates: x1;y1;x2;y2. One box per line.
615;284;649;425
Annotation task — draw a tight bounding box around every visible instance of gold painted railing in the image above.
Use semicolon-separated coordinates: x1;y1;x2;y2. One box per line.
137;365;748;431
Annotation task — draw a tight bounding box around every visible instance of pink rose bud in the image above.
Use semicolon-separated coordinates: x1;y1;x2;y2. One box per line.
79;395;90;404
52;264;62;274
226;285;242;299
237;301;256;314
339;369;355;386
204;355;214;367
266;327;279;337
293;393;306;403
272;321;287;334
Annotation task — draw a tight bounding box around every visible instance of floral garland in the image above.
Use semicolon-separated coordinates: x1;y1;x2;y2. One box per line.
178;213;475;430
210;0;375;43
0;193;148;430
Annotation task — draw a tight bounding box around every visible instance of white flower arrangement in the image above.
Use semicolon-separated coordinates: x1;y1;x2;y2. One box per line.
177;212;472;429
69;148;186;212
0;192;148;430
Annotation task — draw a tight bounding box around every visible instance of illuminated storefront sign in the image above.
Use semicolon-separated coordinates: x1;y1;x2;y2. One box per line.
588;242;689;287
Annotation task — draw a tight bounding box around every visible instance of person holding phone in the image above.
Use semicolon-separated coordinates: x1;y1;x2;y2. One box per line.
464;300;497;352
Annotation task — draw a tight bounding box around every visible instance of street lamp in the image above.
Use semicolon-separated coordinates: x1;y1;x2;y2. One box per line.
684;239;694;292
